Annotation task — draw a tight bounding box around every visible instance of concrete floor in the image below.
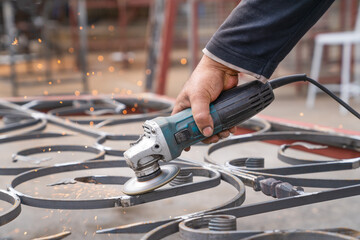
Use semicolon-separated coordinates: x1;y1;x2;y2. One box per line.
0;49;359;239
0;120;359;239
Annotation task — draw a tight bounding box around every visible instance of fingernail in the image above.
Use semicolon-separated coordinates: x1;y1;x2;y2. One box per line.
202;126;213;137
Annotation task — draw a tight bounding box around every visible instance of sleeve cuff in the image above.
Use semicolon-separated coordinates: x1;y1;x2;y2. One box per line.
203;48;268;82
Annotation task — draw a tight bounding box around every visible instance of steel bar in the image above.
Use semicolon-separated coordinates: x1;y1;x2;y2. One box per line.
98;164;246;234
205;131;360;188
8;160;244;210
0;189;21;226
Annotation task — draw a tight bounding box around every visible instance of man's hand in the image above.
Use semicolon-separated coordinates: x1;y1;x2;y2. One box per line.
172;55;239;146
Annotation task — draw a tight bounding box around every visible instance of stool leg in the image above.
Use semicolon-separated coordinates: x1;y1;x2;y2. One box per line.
355;43;360;104
340;43;351;115
306;41;323;109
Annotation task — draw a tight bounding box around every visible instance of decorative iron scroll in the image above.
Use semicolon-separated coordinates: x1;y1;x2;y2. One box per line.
0;95;359;240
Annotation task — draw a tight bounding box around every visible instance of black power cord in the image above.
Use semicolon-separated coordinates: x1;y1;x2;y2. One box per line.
269;74;360;120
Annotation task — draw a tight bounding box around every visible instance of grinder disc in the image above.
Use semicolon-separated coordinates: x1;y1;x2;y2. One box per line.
123;165;180;195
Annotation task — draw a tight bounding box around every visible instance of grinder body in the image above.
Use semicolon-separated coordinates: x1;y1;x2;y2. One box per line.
124;80;274;178
158;80;274;159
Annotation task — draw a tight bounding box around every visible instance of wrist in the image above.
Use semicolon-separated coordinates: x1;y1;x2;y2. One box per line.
201;55;239;76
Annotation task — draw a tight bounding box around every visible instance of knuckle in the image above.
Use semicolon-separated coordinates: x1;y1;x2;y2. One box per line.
193;112;211;125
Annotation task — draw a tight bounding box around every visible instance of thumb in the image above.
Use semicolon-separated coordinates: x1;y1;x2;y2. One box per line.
190;96;213;137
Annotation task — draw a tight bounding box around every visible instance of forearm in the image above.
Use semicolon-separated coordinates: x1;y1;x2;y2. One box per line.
205;0;334;79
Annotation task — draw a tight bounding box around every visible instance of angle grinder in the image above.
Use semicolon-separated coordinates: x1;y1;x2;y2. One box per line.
122;74;319;195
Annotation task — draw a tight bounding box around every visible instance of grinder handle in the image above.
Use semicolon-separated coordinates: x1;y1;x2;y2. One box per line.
156;80;275;160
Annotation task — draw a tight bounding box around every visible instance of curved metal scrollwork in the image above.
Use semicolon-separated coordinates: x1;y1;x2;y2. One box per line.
0;96;358;240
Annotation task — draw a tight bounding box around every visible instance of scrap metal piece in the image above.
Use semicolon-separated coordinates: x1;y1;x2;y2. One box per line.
74;175;131;185
47;178;77;186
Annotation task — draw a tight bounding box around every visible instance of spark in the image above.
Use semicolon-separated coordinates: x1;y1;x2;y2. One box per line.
108;25;115;32
89;107;94;112
79;26;83;30
137;80;143;87
89;121;94;126
68;47;74;53
122;110;127;115
24;232;27;235
11;38;18;45
180;58;187;65
131;107;136;112
85;146;88;148
97;55;104;62
127;90;132;95
299;112;304;117
145;69;151;75
60;101;63;104
108;66;115;72
94;216;98;221
57;59;61;64
24;95;27;99
37;63;43;70
86;72;90;76
38;38;42;43
92;90;98;96
134;103;138;107
48;81;52;85
128;58;134;64
91;24;95;29
74;90;80;96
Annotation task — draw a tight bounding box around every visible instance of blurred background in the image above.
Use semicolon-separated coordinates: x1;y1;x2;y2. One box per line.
0;0;359;130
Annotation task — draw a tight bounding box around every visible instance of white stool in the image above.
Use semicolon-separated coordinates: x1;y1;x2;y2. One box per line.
306;29;360;114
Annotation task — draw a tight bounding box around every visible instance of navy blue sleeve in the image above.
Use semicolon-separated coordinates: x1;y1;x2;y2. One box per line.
205;0;334;78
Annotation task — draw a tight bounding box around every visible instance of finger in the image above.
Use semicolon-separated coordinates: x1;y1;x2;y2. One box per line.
218;130;230;139
172;95;190;115
202;135;220;144
190;95;213;137
223;74;239;90
229;126;237;134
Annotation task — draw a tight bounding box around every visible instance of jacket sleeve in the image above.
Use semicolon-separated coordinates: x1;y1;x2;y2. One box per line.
204;0;334;79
